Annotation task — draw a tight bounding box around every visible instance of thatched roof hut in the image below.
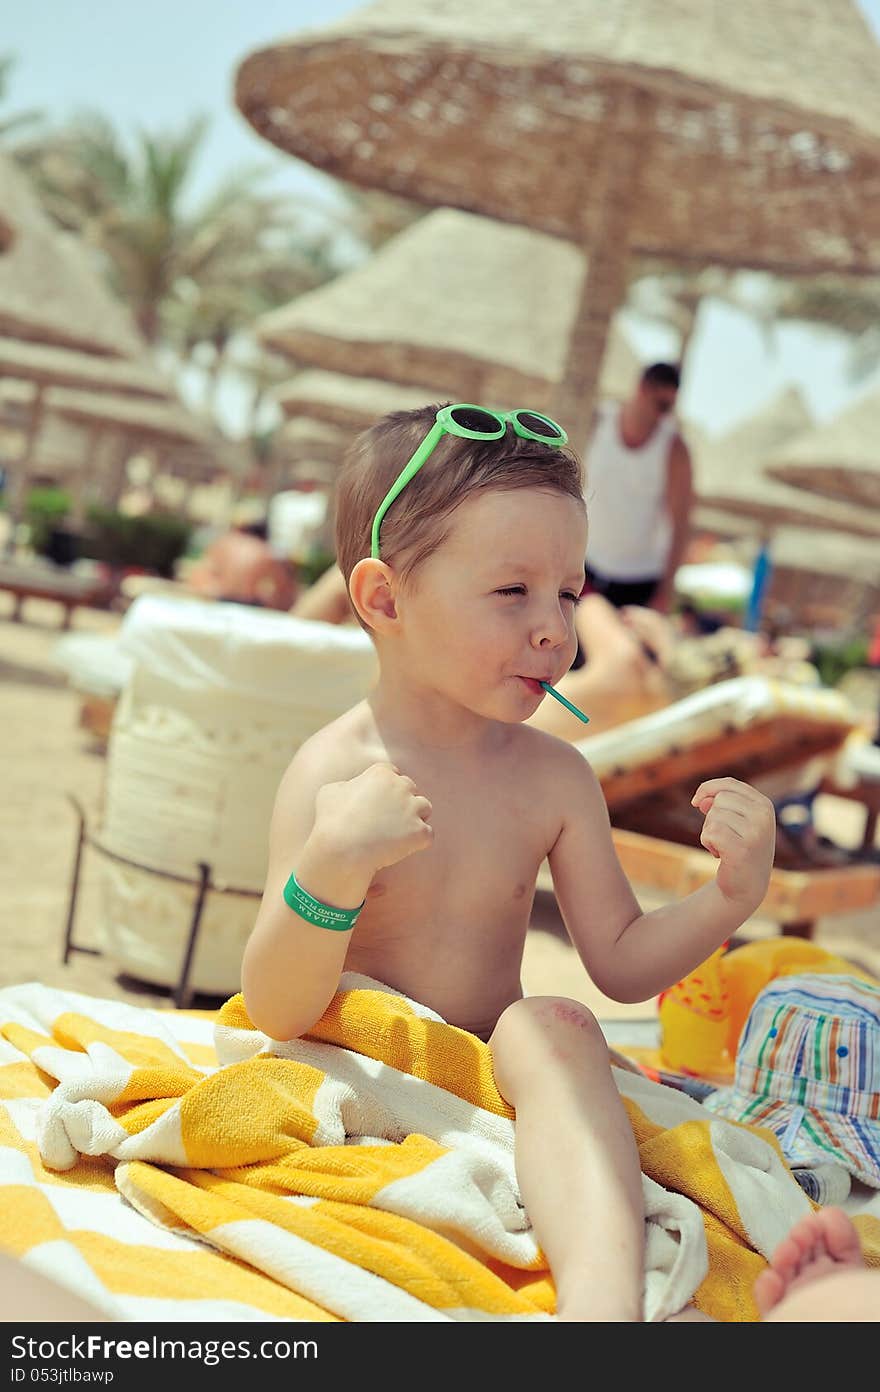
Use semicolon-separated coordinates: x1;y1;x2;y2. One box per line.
258;210;643;421
0;152;146;359
275;373;447;434
0;336;170;401
764;388;880;512
690;388;880;540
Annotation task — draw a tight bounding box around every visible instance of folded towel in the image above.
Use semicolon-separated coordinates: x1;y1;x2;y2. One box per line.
2;975;877;1322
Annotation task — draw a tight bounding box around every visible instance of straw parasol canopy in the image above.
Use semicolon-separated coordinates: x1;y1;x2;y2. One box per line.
236;0;880;447
0;154;209;534
689;387;880;539
274;415;352;466
763;525;880;631
275;372;440;434
0;152;146;359
259;210;644;417
0;356;205;527
0;336;170;401
47;389;211;447
763;389;880;512
268;416;352;494
2;383;218;524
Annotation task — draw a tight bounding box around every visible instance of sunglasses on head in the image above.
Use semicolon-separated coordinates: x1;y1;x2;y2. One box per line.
370;403;568;560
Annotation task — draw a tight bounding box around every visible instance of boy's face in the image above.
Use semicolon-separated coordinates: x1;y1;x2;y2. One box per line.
394;486;587;724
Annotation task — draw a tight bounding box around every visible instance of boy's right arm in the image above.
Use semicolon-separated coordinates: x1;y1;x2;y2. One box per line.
241;752;433;1040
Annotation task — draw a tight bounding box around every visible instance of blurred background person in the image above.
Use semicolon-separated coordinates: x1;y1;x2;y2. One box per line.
582;362;694;617
187;521;299;610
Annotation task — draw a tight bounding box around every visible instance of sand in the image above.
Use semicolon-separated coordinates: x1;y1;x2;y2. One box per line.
2;593;878;1031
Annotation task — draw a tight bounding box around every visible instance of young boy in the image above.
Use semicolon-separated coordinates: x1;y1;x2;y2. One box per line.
242;402;777;1322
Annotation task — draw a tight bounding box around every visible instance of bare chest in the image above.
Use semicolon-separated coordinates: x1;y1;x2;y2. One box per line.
388;769;546;909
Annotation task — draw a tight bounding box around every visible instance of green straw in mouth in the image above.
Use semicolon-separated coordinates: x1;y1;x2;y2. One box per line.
539;681;590;724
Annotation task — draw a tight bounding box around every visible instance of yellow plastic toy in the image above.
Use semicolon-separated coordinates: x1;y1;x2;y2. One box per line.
658;941;734;1081
657;937;880;1083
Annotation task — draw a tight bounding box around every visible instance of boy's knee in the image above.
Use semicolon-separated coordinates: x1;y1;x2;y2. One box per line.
489;995;606;1096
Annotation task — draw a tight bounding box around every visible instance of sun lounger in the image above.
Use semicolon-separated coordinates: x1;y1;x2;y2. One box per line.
0;558;115;629
62;594;378;1002
537;675;880;939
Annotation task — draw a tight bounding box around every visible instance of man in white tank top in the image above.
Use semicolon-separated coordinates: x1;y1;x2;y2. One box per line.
582;362;693;615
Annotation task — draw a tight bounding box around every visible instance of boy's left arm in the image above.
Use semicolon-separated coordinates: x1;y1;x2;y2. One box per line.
546;746;775;1004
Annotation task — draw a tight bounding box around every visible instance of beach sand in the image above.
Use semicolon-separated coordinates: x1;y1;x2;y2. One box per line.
2;595;878;1031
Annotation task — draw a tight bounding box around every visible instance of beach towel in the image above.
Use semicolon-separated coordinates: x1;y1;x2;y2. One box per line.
1;975;879;1323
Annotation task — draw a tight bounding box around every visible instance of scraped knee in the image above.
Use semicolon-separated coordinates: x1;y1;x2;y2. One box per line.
489;995;607;1100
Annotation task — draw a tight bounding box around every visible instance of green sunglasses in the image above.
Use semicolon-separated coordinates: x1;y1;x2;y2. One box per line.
370;402;569;560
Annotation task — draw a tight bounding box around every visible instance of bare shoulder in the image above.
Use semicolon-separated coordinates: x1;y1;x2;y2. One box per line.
508;723;605;806
276;702;380;807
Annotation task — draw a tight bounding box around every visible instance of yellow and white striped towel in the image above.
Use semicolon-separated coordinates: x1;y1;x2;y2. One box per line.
1;974;878;1322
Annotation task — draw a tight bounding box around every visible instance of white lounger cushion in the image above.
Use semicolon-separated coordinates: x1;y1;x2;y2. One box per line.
576;674;856;785
96;595;377;995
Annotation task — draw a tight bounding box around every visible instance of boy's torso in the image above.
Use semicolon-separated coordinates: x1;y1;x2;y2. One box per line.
307;704;566;1041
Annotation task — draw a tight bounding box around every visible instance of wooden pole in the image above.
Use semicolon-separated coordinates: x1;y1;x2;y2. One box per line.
4;381;46;553
69;421;103;528
554;89;650;456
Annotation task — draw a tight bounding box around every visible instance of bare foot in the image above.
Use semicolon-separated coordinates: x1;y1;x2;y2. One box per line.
754;1208;864;1319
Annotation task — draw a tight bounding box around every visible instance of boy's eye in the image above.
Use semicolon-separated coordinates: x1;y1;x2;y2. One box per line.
496;587;580;602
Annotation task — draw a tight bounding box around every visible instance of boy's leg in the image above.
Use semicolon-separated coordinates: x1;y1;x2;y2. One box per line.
489;995;646;1322
756;1207;879;1323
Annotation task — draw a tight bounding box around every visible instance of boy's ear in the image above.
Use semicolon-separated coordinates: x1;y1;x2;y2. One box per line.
348;557;399;631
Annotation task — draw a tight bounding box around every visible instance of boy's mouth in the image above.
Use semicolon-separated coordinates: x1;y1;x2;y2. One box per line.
518;676;551;695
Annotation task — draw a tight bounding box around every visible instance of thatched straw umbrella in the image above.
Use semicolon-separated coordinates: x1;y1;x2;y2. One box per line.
39;388;215;518
275;372;450;436
258;210;642;420
763;526;880;632
691;388;880;540
0;155;211;534
236;0;880;448
272;415;352;474
763;389;880;512
0;354;200;530
0;337;169;401
0;153;145;359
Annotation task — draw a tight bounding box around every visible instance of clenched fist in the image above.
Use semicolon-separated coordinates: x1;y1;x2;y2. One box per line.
691;777;776;914
314;761;434;877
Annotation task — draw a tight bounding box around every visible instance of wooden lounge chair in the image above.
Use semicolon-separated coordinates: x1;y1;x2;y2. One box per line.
538;675;880;939
0;559;115;629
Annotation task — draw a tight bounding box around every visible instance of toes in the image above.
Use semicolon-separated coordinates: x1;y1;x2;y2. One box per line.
784;1210;826;1272
769;1232;807;1283
819;1207;864;1266
754;1267;786;1317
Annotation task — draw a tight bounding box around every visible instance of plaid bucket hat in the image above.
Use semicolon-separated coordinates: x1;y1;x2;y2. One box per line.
702;972;880;1186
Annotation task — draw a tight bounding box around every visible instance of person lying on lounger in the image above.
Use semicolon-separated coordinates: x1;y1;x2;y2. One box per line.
242;401;779;1322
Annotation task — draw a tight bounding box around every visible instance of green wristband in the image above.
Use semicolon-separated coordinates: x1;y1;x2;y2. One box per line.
283;872;364;931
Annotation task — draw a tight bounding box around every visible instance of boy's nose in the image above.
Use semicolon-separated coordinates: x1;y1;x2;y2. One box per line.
531;604;571;649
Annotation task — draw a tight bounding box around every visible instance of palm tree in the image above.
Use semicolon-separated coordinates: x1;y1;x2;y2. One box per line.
756;274;880;383
15;113;346;345
626;260;880;387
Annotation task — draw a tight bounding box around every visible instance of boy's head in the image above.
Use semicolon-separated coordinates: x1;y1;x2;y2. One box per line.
335;402;585;633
